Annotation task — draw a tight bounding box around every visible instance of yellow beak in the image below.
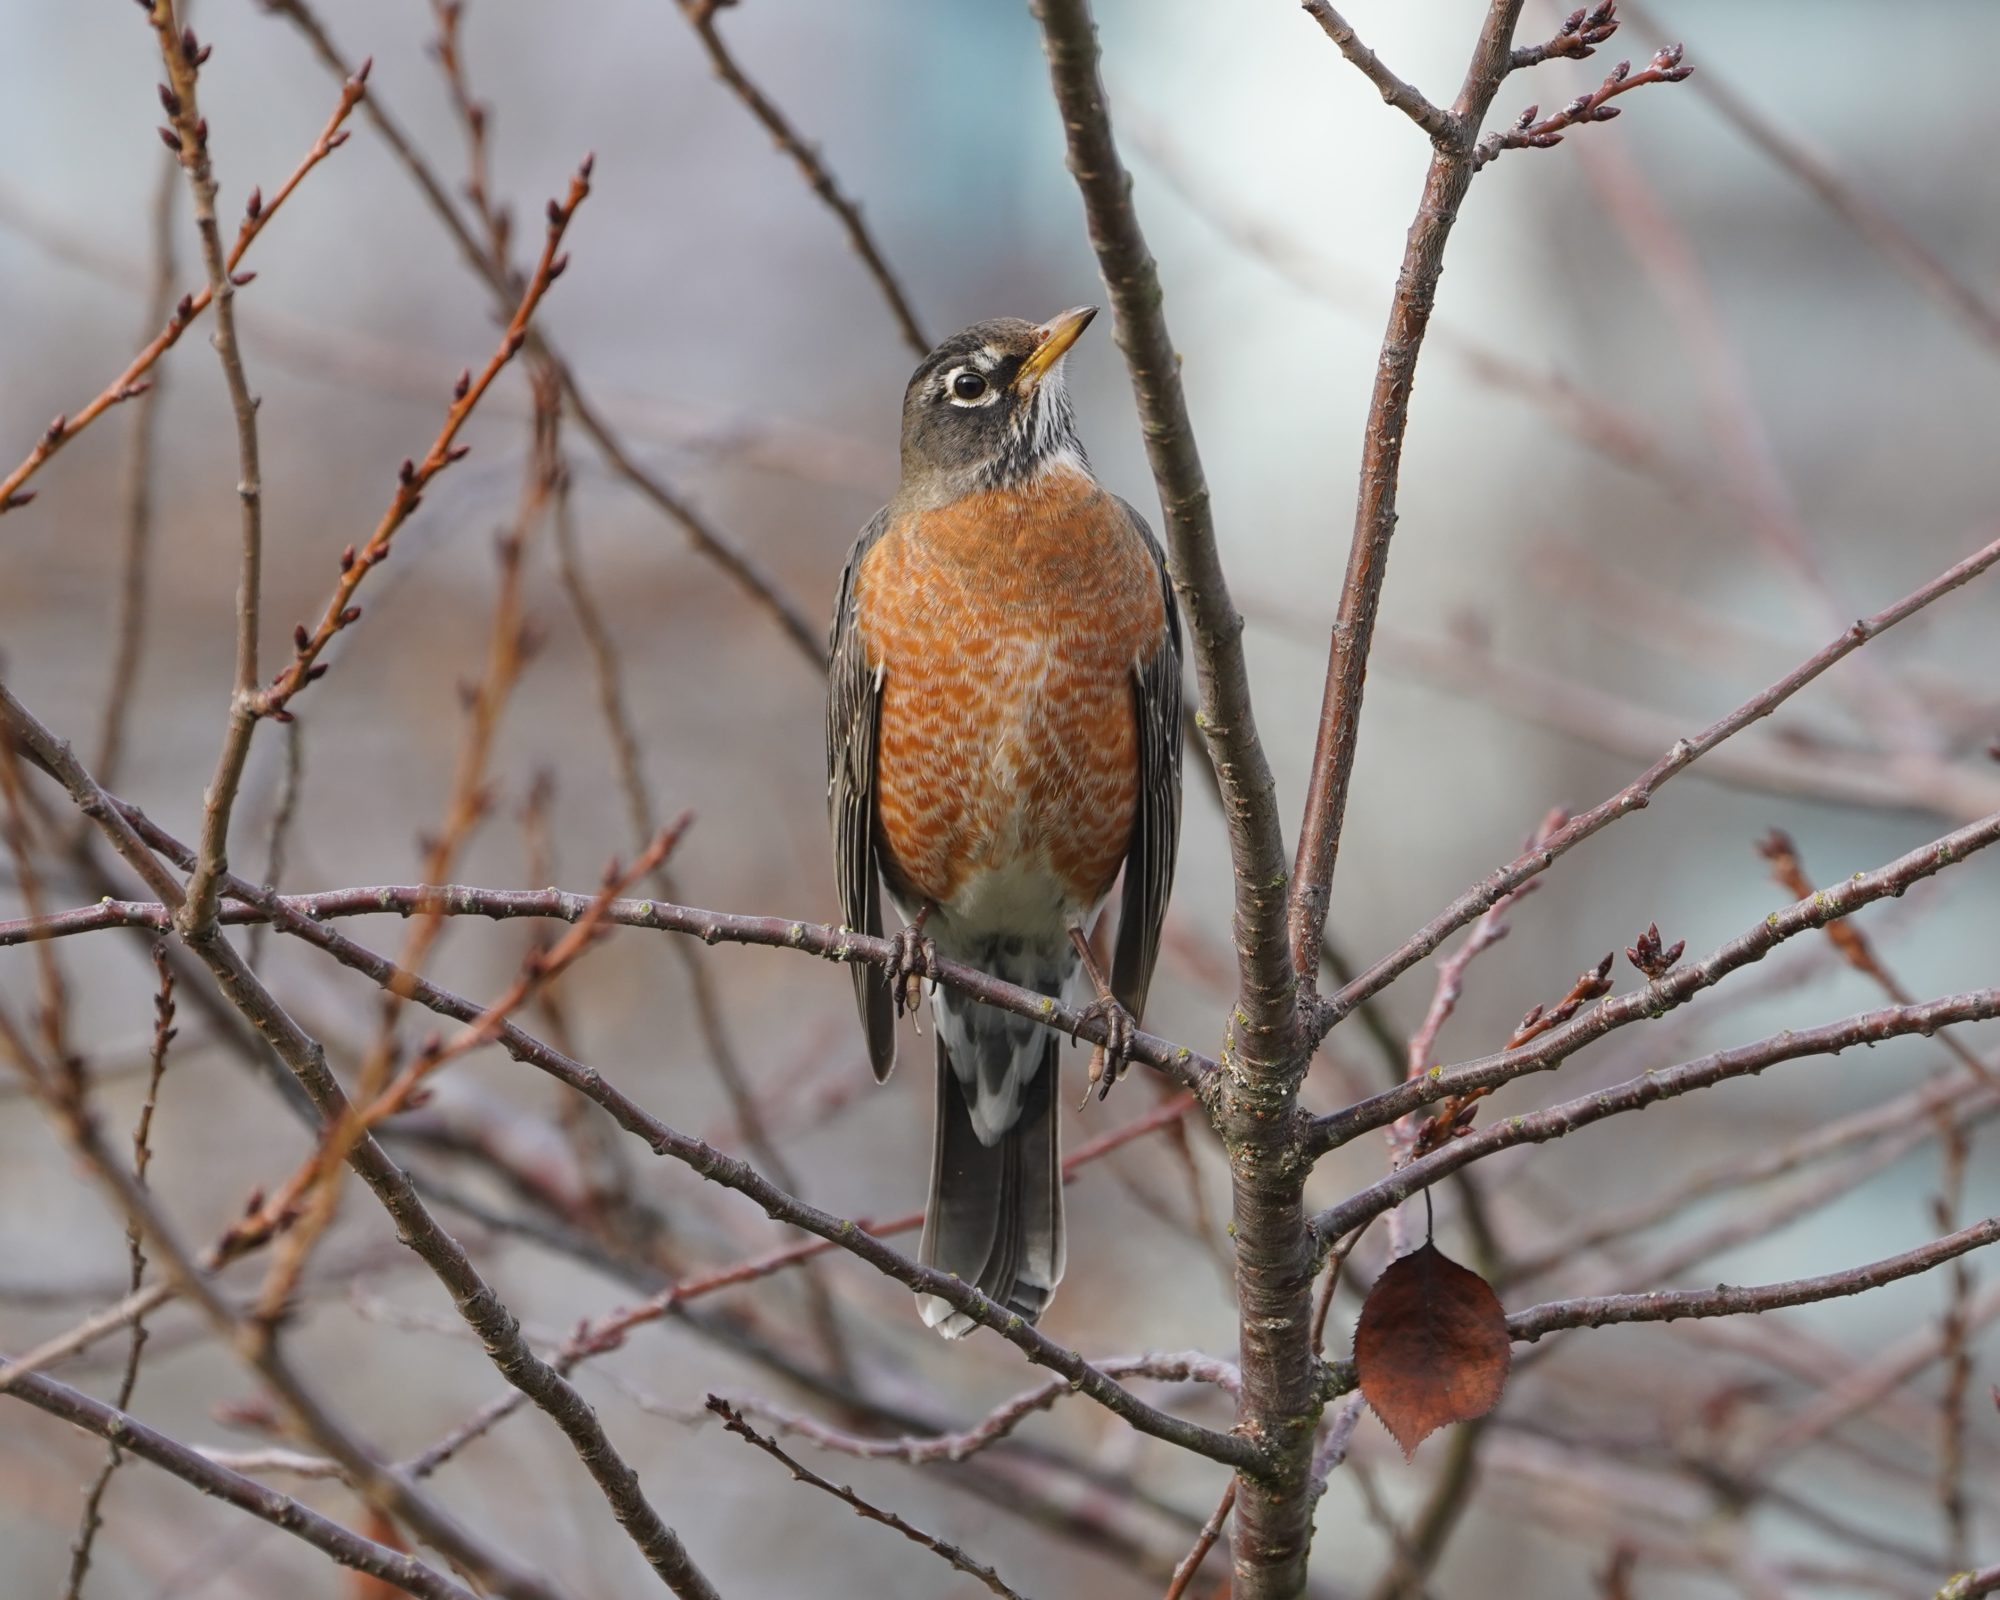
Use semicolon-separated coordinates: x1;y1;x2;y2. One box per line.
1013;305;1098;391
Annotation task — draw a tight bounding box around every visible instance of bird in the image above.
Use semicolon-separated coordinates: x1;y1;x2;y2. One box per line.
826;306;1183;1337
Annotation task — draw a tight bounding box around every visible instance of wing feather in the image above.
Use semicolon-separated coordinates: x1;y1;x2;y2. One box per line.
827;509;897;1080
1110;500;1183;1023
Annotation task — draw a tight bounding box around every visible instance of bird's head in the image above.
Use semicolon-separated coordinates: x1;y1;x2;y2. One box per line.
896;307;1096;504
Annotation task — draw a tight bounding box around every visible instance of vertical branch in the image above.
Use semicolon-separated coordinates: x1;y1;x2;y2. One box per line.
1030;5;1308;1595
62;946;177;1600
1287;0;1527;996
1029;0;1293;1059
95;145;180;790
148;2;268;940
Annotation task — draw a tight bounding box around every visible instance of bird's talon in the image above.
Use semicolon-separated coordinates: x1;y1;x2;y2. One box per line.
886;921;938;1022
1074;995;1136;1105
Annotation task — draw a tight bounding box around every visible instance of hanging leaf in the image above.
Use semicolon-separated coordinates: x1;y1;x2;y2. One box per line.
1353;1239;1511;1458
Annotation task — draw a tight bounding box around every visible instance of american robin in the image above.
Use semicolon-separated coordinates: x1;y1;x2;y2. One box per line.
827;307;1183;1336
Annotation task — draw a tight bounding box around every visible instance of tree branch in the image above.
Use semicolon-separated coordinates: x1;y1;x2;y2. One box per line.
1286;0;1527;994
1300;3;1456;143
0;878;1218;1093
706;1397;1026;1599
669;0;928;356
1311;807;2000;1153
4;1366;478;1600
1320;522;2000;1035
1311;988;2000;1243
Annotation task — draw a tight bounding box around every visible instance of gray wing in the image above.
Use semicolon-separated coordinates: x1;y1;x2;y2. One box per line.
1111;500;1184;1023
827;508;898;1081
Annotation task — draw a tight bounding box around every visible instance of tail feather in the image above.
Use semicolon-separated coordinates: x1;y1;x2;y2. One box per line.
918;1032;1063;1338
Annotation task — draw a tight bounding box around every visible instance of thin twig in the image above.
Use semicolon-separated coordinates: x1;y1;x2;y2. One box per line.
1164;1479;1237;1600
1322;522;2000;1034
670;0;928;356
1313;805;2000;1152
149;0;269;942
1311;988;2000;1244
1300;4;1456;142
0;879;1220;1092
706;1397;1028;1599
93;144;180;788
258;0;824;664
62;944;177;1599
6;1366;478;1600
0;62;365;516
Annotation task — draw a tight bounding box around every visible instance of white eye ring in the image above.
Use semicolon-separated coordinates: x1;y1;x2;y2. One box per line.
943;366;997;406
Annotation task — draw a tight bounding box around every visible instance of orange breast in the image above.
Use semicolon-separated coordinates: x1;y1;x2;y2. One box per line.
855;469;1166;913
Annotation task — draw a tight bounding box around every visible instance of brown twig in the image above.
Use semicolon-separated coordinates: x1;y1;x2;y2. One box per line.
1758;828;1993;1084
0;61;365;517
1311;988;2000;1244
670;0;928;356
62;944;176;1600
1287;0;1534;995
705;1397;1028;1599
1322;522;2000;1034
1300;4;1455;143
1619;0;2000;357
148;0;271;943
1474;41;1692;170
1314;805;2000;1152
1;878;1219;1092
93;145;180;788
260;161;591;717
4;1367;478;1600
1510;2;1621;71
0;682;722;1600
258;0;824;665
1164;1478;1238;1600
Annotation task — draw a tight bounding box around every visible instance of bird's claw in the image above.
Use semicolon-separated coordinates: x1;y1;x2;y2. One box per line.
886;920;938;1020
1073;995;1136;1108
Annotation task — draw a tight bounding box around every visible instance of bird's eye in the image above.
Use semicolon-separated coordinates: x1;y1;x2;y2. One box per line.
950;370;988;401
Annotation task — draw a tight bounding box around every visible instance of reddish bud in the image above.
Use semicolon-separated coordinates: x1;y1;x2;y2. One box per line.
339;544;357;571
292;623;310;651
158;83;181;116
339;606;362;627
245;185;263;220
452;368;471;400
158;126;183;153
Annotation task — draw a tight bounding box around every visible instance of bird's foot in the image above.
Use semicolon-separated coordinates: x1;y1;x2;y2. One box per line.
1073;993;1136;1108
886;910;937;1020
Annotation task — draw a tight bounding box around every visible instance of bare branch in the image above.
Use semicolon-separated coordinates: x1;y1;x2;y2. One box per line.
1476;42;1692;170
0;682;722;1600
669;0;928;356
0;64;364;517
0;880;1218;1093
4;1366;478;1600
1312;987;2000;1243
1322;522;2000;1034
1313;807;2000;1152
1504;1215;2000;1344
1287;0;1528;993
258;0;825;666
1031;0;1294;1056
707;1397;1027;1599
1300;4;1455;143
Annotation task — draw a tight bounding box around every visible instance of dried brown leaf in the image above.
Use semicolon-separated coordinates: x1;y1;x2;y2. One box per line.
1353;1240;1511;1458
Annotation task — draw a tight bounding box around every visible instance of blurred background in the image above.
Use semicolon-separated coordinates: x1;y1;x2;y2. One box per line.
2;0;1998;1594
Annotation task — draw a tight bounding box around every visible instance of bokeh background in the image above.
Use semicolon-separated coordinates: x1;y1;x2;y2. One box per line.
2;1;1998;1595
